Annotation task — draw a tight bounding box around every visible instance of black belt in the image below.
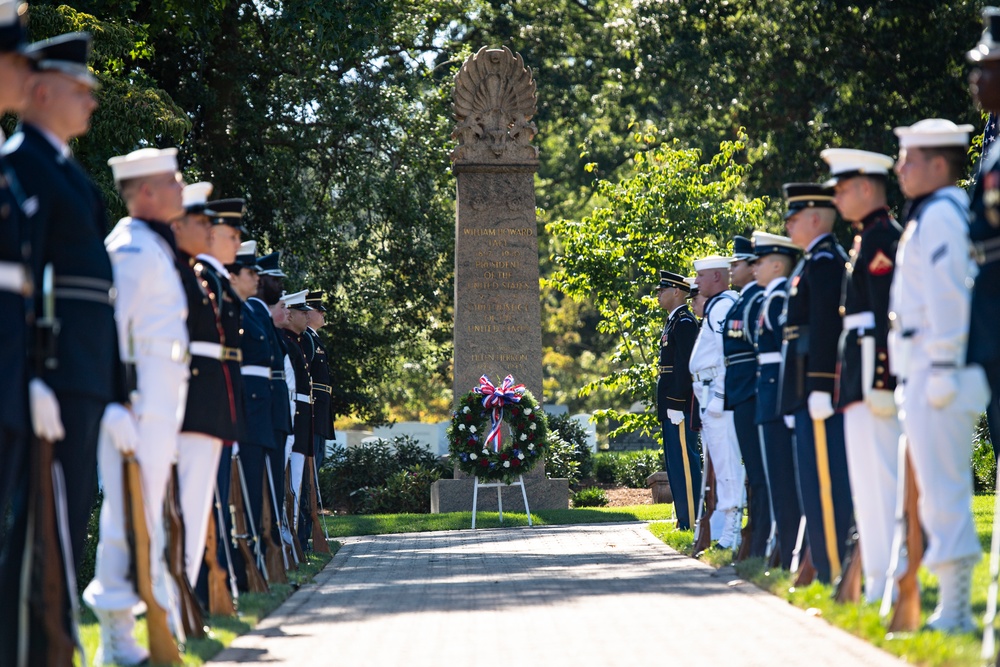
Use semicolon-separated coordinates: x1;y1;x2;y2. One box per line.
54;275;116;305
972;236;1000;266
659;365;673;373
724;352;756;367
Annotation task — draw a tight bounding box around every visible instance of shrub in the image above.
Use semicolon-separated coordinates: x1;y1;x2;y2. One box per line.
545;431;582;485
572;486;608;508
973;413;996;493
593;453;617;484
548;413;594;480
360;465;442;514
614;449;661;488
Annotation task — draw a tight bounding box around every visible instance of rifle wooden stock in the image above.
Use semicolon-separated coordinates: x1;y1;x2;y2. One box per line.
260;472;288;584
693;455;716;554
889;453;922;633
794;546;817;587
165;466;205;639
834;535;862;604
204;511;236;617
25;435;74;666
122;456;180;665
306;456;330;555
229;461;268;593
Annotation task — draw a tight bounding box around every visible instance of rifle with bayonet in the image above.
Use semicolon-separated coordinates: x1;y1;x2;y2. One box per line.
881;440;922;632
229;456;268;593
834;531;862;604
204;493;236;617
284;463;306;564
166;465;205;639
306;456;330;554
262;457;290;582
693;452;716;555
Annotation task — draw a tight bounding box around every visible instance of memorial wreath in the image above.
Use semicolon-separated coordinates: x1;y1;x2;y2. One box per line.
449;375;548;484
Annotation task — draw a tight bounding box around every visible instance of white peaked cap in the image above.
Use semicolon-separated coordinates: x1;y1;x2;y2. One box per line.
182;182;213;208
820;148;894;178
683;276;697;287
237;240;257;257
280;289;309;306
893;119;975;149
108;147;179;182
693;255;731;271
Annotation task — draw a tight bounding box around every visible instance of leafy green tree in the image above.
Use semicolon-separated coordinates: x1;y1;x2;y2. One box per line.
545;129;766;438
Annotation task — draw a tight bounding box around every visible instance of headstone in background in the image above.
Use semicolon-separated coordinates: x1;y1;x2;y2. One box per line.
432;46;568;513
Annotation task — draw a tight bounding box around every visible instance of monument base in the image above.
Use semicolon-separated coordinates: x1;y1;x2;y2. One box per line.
431;474;569;513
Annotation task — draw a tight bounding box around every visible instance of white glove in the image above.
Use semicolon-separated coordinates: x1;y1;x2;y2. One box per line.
231;441;240;457
783;415;795;430
807;391;835;421
927;369;958;409
666;409;684;425
29;378;65;441
866;389;897;418
101;402;138;454
706;394;725;418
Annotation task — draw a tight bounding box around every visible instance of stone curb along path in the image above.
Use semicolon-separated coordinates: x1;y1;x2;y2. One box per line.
210;522;907;666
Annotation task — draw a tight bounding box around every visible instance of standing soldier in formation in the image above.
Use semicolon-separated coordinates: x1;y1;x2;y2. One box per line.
780;183;853;584
690;255;744;549
655;270;701;531
722;235;769;557
84;148;189;665
822;148;902;603
751;232;803;570
306;290;334;465
279;289;314;536
890;119;988;632
968;8;1000;449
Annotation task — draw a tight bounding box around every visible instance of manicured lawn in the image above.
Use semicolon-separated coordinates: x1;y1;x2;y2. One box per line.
651;494;1000;667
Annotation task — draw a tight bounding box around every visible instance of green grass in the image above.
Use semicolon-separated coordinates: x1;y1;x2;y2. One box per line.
318;503;675;536
79;548;336;666
649;494;1000;667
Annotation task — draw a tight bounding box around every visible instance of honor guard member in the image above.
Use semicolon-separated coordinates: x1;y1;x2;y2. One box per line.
655;270;702;531
968;10;1000;451
279;289;314;530
0;0;33;520
305;290;335;465
689;255;745;548
250;250;293;566
822;148;903;603
890;119;988;632
751;232;804;570
172;184;244;588
780;182;853;584
723;235;770;557
84;148;189;665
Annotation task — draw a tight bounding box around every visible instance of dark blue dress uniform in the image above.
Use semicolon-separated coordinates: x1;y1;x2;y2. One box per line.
968;140;1000;448
723;273;768;557
282;329;314;456
779;186;854;583
656;271;702;530
837;207;902;407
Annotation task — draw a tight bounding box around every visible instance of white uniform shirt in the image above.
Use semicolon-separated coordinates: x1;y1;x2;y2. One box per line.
889;186;974;375
105;217;189;362
690;289;738;395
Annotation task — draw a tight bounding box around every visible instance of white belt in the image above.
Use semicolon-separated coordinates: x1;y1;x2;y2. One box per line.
190;341;242;362
692;367;718;383
295;393;313;404
132;336;189;363
843;311;875;331
241;365;270;378
758;352;782;365
0;261;28;295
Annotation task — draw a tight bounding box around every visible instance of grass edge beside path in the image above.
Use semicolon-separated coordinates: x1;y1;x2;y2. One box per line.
650;495;1000;667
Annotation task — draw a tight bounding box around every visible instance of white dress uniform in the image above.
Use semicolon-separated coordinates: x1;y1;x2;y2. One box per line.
690;282;746;547
890;183;988;571
84;215;189;612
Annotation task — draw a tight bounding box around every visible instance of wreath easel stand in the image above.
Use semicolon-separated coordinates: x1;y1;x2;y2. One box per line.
471;474;532;529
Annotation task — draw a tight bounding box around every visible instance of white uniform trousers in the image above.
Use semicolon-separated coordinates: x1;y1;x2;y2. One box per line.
700;402;745;536
176;433;223;586
84;358;188;612
289;451;306;530
899;366;988;571
843;402;901;602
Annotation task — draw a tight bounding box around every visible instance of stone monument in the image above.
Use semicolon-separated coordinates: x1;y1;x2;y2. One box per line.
431;46;569;513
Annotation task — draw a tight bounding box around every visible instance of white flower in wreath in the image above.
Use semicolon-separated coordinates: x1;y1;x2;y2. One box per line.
519;434;527;441
463;406;471;414
458;423;466;431
469;453;477;460
529;424;536;431
482;449;489;456
518;453;525;460
524;408;532;415
503;461;511;468
528;444;535;450
469;425;477;433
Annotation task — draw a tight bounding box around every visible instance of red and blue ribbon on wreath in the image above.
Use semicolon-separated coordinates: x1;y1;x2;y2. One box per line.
474;375;526;451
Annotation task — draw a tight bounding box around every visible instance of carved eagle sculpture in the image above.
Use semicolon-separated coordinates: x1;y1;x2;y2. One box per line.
452;46;539;160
